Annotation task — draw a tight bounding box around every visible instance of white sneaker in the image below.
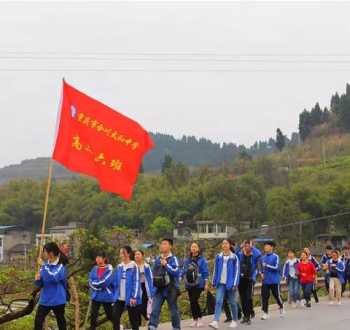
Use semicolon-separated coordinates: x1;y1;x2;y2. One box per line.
337;301;342;306
280;308;286;317
190;321;197;328
291;303;297;308
196;320;204;328
329;301;334;305
261;313;269;320
228;321;237;328
209;321;219;329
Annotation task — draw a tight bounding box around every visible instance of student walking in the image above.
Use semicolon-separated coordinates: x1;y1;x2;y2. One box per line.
283;249;300;308
297;251;316;308
237;240;261;325
209;239;240;330
326;250;345;305
341;246;350;293
135;250;154;324
113;246;141;330
34;242;68;330
260;241;284;320
303;248;320;303
182;242;209;328
148;239;181;330
88;251;116;330
320;245;333;293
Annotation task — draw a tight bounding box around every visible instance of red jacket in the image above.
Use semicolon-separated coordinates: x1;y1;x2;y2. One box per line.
297;261;316;284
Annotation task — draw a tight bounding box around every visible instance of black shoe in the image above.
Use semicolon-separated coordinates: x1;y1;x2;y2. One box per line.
240;318;247;324
246;319;252;325
306;302;311;308
224;319;232;323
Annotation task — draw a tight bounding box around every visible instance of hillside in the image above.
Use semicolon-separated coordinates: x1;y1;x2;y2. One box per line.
0;132;277;184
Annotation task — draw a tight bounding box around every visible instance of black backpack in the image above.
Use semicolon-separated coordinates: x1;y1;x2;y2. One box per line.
153;264;170;289
185;260;199;287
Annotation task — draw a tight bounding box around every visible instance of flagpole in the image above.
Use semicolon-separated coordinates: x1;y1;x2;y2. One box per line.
37;158;54;267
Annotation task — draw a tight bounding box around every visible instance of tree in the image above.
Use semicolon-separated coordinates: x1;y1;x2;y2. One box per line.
161;154;173;174
275;128;286;152
148;216;174;239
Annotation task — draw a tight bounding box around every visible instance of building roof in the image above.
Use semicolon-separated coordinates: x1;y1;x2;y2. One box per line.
0;225;26;234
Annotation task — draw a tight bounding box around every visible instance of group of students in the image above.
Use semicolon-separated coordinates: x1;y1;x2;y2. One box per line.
283;245;350;308
33;239;350;330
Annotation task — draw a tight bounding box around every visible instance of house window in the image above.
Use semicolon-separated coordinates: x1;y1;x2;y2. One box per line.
198;224;207;233
208;224;215;234
217;224;227;233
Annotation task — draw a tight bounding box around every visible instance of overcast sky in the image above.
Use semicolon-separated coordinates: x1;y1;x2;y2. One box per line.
1;1;350;168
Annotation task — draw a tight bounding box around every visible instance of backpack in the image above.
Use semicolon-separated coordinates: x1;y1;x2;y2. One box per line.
153;264;170;289
185;260;199;287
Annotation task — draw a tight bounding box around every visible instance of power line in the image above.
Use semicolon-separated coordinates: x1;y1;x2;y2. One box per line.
231;210;350;238
3;51;350;57
2;68;350;72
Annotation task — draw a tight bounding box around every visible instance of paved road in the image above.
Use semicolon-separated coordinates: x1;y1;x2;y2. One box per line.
154;299;350;330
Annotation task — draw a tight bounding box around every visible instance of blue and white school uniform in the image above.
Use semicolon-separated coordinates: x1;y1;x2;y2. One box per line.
212;252;240;322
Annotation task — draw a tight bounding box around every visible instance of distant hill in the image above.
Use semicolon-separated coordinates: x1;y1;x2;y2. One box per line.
0;132;278;184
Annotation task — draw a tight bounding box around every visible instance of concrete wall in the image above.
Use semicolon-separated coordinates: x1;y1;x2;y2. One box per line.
2;230;32;262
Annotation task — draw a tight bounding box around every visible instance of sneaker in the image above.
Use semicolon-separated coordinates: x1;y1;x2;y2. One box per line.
197;319;204;328
209;321;219;330
240;318;247;324
291;303;297;308
329;301;334;305
261;313;269;320
279;308;286;317
246;319;252;325
224;319;232;323
190;321;197;328
337;301;342;306
305;302;311;308
228;321;238;328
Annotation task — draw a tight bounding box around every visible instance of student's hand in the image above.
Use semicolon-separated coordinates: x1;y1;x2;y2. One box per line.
160;258;167;267
204;282;209;291
130;298;137;306
35;272;41;281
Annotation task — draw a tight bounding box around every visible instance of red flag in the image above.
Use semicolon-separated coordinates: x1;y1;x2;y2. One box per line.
52;81;154;200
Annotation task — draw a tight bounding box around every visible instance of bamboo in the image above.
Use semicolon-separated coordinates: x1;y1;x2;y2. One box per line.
37;159;54;267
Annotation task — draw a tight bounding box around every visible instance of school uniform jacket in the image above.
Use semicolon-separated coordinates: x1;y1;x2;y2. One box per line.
282;259;300;281
309;255;321;272
326;259;346;284
237;247;262;282
114;261;141;306
341;256;350;280
261;253;281;285
142;263;155;298
182;255;209;289
212;252;240;289
34;260;67;306
89;264;115;303
153;254;181;289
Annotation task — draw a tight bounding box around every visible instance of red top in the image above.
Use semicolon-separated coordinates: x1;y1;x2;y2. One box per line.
297;261;316;284
97;266;106;279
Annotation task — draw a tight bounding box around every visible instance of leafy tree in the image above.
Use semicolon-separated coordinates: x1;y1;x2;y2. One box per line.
161;154;173;174
275;128;286;152
148;216;174;239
